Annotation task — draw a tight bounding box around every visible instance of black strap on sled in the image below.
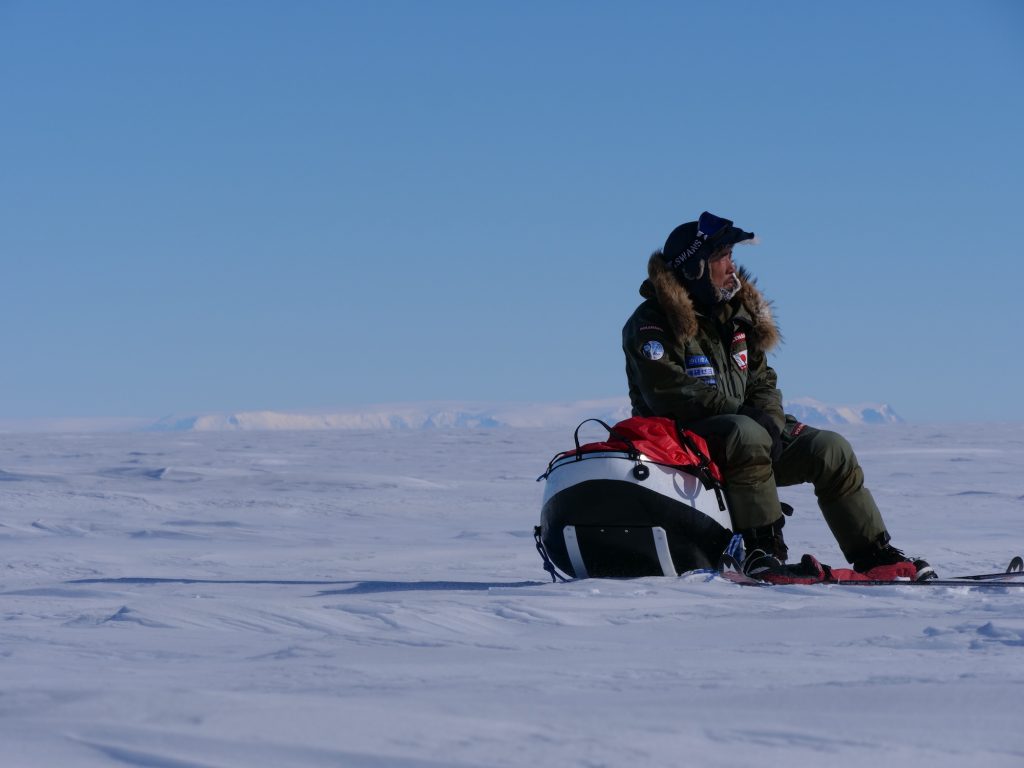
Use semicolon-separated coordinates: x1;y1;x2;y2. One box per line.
571;418;640;460
537;418;647;481
534;526;570;583
674;423;727;512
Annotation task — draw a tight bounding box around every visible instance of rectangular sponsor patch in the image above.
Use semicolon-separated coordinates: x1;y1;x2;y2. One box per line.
685;354;716;383
685;366;716;379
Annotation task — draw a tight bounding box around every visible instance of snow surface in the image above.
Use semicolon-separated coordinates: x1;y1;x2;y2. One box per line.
1;423;1023;767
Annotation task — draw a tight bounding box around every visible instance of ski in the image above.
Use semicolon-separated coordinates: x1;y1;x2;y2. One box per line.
950;556;1024;581
718;572;1024;588
827;579;1024;588
715;555;1024;588
948;572;1024;582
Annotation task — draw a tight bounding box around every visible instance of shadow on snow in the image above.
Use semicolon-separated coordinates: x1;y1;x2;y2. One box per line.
65;577;546;595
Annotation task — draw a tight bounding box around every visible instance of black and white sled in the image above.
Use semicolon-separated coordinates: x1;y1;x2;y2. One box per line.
536;418;732;579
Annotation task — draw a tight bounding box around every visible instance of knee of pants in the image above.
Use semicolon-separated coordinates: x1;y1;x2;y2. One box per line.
805;430;862;497
716;414;774;465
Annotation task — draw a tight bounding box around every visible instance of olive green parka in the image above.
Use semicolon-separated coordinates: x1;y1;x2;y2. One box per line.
622;251;893;558
622;253;784;431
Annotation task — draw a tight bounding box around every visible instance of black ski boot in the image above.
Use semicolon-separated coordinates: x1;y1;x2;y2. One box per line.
738;517;788;562
852;533;936;581
742;548;784;578
738;518;788;577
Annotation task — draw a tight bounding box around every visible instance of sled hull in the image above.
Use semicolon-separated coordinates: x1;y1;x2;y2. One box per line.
540;452;732;577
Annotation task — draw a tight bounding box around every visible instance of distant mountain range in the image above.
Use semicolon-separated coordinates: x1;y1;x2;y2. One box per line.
783;397;904;426
147;397;903;432
147;399;635;432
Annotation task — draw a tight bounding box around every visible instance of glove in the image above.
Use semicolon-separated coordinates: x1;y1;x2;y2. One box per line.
738;405;783;462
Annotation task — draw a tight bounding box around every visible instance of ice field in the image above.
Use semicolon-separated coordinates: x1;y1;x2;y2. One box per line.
1;423;1023;767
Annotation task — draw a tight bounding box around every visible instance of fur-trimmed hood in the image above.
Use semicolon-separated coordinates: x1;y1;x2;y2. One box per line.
640;252;781;351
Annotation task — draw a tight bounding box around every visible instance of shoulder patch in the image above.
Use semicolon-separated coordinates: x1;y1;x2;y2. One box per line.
638;324;666;334
731;330;749;371
641;340;665;361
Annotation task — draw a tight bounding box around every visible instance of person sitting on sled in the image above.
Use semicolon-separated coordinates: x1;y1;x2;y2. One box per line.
622;211;933;580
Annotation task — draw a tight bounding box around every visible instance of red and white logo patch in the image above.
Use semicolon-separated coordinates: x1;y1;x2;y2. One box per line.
731;331;748;370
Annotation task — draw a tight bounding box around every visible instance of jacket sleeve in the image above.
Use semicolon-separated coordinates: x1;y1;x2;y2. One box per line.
624;327;743;422
743;346;784;430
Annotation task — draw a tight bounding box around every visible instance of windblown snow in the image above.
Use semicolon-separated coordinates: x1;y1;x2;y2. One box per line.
1;422;1021;767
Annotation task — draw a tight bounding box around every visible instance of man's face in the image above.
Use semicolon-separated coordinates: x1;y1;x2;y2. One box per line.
707;246;736;290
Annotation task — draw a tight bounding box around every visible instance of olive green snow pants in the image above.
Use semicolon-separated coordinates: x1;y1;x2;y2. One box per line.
685;414;887;562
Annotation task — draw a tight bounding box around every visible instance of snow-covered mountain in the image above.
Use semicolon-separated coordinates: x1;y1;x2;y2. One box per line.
148;397;902;432
148;398;633;432
785;397;904;425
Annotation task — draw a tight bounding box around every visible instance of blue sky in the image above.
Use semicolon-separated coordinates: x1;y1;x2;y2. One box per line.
1;0;1022;421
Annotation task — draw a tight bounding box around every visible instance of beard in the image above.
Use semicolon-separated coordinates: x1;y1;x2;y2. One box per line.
713;273;742;303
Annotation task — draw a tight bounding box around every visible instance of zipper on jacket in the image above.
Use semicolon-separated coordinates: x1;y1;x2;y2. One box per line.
715;319;741;401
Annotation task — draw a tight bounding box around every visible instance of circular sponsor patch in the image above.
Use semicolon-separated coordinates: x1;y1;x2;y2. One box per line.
641;340;665;361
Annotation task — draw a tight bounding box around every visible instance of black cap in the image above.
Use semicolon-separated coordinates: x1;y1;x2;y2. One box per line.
662;212;756;278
